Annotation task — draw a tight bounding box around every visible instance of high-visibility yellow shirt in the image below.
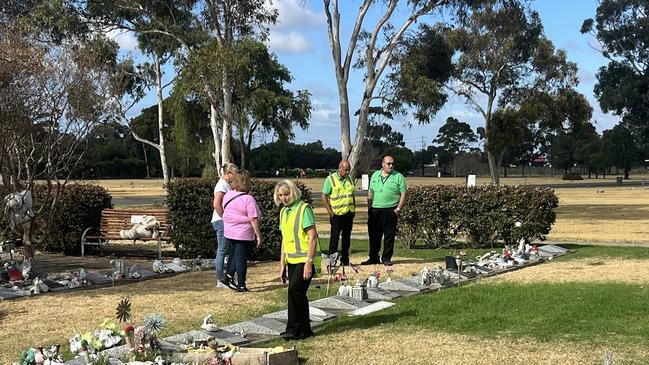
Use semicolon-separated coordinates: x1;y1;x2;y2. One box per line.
280;199;321;269
322;172;355;215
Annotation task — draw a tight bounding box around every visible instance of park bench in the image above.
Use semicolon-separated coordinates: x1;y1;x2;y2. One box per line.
81;209;170;259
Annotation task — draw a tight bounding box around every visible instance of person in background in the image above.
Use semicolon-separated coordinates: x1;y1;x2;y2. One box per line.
363;155;406;266
274;179;320;340
211;162;238;287
222;170;262;292
321;160;355;266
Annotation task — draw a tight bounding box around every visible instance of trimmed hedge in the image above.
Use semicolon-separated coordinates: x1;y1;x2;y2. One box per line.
0;184;112;255
562;172;583;180
166;178;312;260
398;185;558;248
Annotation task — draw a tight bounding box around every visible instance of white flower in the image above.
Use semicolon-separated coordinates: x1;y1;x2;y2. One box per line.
514;221;522;227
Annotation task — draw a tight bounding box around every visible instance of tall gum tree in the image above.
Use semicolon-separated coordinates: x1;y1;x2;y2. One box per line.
581;0;649;156
444;2;582;184
322;0;485;174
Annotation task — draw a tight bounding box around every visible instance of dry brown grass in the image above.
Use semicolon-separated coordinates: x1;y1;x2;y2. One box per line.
1;254;647;363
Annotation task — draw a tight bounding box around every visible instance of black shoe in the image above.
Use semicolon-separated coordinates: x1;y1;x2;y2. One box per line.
361;259;379;265
220;277;238;290
237;286;250;293
281;332;296;341
296;331;315;340
382;260;393;266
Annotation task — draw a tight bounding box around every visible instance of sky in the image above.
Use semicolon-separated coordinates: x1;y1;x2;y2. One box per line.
110;0;615;152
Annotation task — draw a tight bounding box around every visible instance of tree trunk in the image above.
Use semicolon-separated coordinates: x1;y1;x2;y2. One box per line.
522;165;526;178
624;168;630;179
154;55;169;186
221;75;233;167
238;134;246;169
452;154;456;177
487;151;500;185
142;144;150;178
209;102;222;174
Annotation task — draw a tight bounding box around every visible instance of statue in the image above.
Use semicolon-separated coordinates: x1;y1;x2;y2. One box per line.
4;190;47;259
420;266;432;286
201;315;219;332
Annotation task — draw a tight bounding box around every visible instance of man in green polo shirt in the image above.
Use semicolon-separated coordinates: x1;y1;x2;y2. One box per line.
321;160;355;266
362;155;407;266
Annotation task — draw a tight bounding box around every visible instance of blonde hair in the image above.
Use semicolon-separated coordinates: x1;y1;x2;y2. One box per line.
274;179;301;206
230;170;251;192
223;163;238;174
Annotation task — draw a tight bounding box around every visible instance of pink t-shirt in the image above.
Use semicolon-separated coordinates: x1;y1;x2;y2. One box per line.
223;190;261;241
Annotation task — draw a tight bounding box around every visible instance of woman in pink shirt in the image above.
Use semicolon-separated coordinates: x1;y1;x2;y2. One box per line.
222;170;262;292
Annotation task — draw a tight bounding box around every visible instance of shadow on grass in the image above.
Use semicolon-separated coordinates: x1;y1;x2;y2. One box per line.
315;310;418;336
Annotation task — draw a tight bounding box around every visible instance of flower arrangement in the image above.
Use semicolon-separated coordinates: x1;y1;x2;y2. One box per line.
69;320;124;353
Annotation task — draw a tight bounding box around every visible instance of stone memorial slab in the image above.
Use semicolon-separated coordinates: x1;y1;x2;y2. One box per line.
366;287;402;300
537;249;554;258
378;278;428;292
135;268;158;279
165;329;213;344
538;244;568;254
310;295;370;310
263;307;336;322
0;287;22;300
85;272;112;285
222;317;285;336
469;265;493;275
349;301;395;316
206;329;250;345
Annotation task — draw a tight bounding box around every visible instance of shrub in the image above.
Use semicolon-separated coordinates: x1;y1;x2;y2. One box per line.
398;185;461;248
46;184;113;255
397;185;559;248
562;172;583;180
167;178;312;260
455;186;505;247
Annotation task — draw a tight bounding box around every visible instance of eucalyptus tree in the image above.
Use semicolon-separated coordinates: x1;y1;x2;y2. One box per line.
321;0;486;174
91;1;280;175
229;39;311;169
441;1;586;184
581;0;649;157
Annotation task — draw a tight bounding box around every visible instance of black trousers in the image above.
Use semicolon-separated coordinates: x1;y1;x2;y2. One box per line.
286;263;314;336
367;206;398;262
328;211;354;263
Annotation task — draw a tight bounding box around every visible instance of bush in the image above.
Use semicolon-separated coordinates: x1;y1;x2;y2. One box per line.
397;185;558;248
562;172;583;180
46;184;113;255
167;178;312;260
398;185;461;248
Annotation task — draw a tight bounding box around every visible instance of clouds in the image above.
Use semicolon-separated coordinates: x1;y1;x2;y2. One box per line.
268;31;312;53
265;0;324;54
105;29;139;53
269;0;325;29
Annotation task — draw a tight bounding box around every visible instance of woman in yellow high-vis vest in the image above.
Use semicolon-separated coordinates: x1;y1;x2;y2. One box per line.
274;179;320;340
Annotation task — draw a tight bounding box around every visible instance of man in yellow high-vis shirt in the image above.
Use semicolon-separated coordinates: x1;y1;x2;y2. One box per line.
321;160;355;266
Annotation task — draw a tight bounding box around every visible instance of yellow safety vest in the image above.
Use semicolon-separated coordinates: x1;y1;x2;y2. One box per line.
280;202;322;270
327;174;355;215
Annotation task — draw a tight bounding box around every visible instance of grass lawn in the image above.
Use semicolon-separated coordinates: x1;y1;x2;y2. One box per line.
3;244;649;364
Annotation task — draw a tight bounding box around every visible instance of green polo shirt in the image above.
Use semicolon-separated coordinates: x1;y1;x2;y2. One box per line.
321;172;354;194
369;170;407;208
280;199;315;230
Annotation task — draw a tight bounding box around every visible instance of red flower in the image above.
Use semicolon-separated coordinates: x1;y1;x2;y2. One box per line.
124;324;134;333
